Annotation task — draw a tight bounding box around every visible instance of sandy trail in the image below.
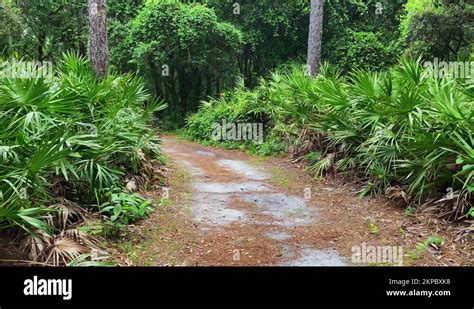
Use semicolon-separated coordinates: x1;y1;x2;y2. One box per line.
161;135;348;266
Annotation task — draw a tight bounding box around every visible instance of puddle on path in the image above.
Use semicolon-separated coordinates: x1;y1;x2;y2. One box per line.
265;231;292;241
192;194;247;226
180;160;205;177
196;150;216;157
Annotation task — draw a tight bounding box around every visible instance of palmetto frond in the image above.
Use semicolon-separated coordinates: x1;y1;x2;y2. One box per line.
186;56;473;221
0;53;166;263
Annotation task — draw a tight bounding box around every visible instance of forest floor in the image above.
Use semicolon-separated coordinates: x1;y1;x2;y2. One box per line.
114;135;472;266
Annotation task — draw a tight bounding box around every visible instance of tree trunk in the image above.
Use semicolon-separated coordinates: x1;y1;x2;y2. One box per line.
88;0;109;76
307;0;324;77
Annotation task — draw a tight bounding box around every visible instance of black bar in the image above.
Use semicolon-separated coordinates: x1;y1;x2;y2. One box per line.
0;267;471;306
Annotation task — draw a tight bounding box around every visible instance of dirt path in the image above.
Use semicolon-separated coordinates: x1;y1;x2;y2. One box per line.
161;135;349;266
116;135;471;266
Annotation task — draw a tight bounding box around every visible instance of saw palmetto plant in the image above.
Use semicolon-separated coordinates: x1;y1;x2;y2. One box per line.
186;57;473;220
0;53;167;264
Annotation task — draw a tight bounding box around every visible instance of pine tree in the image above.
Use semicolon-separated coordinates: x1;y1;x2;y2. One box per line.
88;0;109;76
307;0;324;77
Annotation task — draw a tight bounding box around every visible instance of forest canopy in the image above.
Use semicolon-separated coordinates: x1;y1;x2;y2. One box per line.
1;0;472;123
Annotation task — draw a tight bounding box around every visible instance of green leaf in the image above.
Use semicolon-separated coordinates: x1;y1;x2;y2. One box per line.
113;205;122;217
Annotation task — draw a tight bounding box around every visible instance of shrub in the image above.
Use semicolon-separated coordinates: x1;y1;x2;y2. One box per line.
184;78;266;147
185;58;473;220
324;30;397;73
400;0;473;60
99;190;154;226
0;53;166;262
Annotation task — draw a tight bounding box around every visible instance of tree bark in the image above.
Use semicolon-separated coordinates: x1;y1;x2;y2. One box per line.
307;0;324;77
88;0;109;76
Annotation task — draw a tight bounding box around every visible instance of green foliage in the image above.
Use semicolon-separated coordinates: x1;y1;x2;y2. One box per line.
416;234;443;254
204;0;406;83
400;0;441;36
111;0;243;125
322;0;405;72
426;234;444;246
467;207;474;218
3;0;471;129
204;0;310;87
185;79;259;139
0;1;23;56
184;77;285;154
401;0;473;60
108;0;146;73
324;31;397;72
404;207;415;215
0;53;166;234
186;58;473;220
3;0;88;61
369;223;380;234
99;190;153;226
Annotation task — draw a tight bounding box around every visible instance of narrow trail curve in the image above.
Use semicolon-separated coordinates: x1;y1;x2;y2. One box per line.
161;135;348;266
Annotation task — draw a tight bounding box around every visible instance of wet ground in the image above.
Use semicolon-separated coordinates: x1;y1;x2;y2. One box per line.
117;135;471;267
162;137;349;266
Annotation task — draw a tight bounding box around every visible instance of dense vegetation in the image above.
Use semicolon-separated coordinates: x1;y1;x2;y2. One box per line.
184;0;473;221
2;0;472;121
0;54;165;264
0;0;472;265
128;1;243;126
186;58;474;220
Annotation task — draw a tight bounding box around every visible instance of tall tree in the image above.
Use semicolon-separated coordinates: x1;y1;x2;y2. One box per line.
128;1;242;125
88;0;109;76
307;0;324;76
